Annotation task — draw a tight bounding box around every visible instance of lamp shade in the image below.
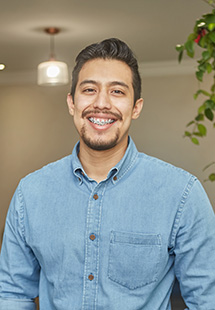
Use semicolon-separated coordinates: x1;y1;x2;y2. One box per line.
37;60;69;86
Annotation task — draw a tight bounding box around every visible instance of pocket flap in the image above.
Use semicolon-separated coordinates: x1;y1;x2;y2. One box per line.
110;231;161;246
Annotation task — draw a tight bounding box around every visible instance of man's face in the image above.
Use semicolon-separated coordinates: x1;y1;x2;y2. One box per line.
67;58;143;151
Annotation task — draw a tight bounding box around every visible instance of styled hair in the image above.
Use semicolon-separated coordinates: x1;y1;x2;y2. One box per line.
71;38;142;103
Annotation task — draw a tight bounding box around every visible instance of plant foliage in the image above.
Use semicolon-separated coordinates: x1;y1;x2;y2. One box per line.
176;6;215;181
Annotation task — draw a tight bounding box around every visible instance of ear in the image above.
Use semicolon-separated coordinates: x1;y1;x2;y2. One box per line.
132;98;144;120
67;93;75;116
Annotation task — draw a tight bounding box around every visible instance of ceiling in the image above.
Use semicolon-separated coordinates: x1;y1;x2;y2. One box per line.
0;0;212;75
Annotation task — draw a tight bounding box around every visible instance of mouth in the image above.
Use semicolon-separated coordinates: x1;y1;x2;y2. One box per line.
88;117;115;126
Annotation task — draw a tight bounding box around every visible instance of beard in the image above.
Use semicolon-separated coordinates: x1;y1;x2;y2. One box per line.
80;125;120;151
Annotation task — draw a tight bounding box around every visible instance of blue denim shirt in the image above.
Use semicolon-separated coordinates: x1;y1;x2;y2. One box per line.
0;137;215;310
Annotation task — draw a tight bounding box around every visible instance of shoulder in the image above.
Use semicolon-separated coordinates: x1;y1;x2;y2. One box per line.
20;154;73;189
135;151;197;188
138;151;191;174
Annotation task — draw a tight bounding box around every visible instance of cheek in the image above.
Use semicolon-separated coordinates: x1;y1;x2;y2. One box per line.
118;101;134;118
74;97;93;114
72;101;84;116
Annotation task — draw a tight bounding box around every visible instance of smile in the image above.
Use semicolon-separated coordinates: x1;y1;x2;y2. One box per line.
88;117;115;126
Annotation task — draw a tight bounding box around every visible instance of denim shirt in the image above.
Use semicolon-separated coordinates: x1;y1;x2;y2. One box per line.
0;137;215;310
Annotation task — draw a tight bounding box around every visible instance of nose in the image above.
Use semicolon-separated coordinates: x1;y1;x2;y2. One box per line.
93;90;111;110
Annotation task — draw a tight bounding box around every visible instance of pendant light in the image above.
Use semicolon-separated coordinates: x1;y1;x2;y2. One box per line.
37;27;69;86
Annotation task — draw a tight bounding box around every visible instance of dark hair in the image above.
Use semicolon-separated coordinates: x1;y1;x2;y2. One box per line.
71;38;142;103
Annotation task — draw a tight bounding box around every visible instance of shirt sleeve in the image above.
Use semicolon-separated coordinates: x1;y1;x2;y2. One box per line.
0;183;40;309
173;178;215;309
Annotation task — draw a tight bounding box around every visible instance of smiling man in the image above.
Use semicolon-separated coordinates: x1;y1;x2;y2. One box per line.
0;38;215;310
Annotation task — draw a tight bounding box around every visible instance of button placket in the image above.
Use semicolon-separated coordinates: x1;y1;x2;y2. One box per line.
82;184;106;309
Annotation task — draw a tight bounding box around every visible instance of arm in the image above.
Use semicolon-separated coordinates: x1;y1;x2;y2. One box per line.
0;183;40;310
173;178;215;309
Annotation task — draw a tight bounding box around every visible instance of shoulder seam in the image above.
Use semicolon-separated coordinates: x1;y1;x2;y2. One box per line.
169;175;197;251
17;181;27;243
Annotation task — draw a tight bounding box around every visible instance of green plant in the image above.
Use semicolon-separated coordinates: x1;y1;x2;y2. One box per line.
176;4;215;181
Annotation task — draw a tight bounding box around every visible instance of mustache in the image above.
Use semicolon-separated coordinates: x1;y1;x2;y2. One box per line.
82;109;122;121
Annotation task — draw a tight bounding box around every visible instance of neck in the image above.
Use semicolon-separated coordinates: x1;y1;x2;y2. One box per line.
78;138;128;183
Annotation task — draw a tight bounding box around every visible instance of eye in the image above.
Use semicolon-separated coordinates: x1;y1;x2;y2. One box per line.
83;88;96;94
112;89;125;95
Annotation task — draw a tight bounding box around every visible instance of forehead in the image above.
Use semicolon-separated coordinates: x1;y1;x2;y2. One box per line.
77;58;133;87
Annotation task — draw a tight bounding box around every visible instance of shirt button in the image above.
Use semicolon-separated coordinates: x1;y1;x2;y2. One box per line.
93;194;98;200
88;274;94;281
90;234;96;241
113;176;117;181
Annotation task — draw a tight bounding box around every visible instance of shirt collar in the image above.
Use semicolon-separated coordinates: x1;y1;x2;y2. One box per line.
71;136;138;183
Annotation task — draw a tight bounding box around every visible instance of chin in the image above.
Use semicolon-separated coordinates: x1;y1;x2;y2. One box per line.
81;128;120;151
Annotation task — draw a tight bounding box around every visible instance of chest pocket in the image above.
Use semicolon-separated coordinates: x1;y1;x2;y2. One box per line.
108;231;161;290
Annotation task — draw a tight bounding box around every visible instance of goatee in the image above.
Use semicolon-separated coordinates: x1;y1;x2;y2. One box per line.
80;126;120;151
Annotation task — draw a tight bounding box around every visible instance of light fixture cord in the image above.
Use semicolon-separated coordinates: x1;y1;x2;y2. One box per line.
50;35;55;60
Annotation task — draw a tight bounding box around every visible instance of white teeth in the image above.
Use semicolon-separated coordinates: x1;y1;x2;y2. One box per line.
88;117;114;126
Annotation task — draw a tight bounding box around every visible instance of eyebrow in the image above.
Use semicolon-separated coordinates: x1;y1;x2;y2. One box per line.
79;80;97;87
108;81;129;89
79;80;129;89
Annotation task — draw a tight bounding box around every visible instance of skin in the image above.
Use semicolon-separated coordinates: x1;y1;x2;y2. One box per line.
67;58;143;182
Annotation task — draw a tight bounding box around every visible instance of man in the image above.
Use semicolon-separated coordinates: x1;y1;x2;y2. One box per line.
0;38;215;310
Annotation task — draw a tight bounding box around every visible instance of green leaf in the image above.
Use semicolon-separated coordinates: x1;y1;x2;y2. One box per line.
195;113;204;121
191;137;199;145
197;123;207;136
208;23;215;31
198;104;206;114
185;40;195;58
184;131;191;137
205;99;215;110
196;70;204;81
201;89;211;96
199;35;207;48
193;132;203;137
193;93;198;100
205;14;215;25
202;50;211;61
206;62;213;73
186;120;195;127
207;43;214;55
214;122;215;128
211;94;215;102
209;173;215;181
198;63;207;72
188;33;197;41
209;31;215;42
211;84;215;92
205;108;214;121
195;89;210;98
